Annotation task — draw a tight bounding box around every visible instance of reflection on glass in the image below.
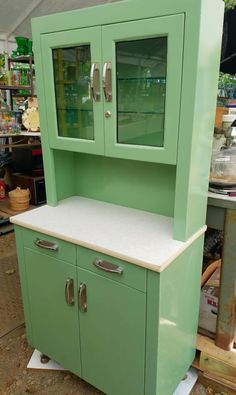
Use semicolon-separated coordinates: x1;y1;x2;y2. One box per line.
116;37;167;147
52;46;94;140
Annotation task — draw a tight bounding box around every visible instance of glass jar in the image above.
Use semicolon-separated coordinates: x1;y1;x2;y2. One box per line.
210;147;236;185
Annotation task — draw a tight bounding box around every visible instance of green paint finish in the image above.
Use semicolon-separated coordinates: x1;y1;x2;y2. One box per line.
173;0;224;241
14;226;33;344
15;225;204;395
24;248;81;375
53;150;77;201
102;14;184;164
32;0;224;239
75;153;176;216
77;266;146;395
39;13;184;165
23;1;225;393
31;0;198;36
22;228;76;265
145;235;204;395
41;27;105;155
77;245;146;292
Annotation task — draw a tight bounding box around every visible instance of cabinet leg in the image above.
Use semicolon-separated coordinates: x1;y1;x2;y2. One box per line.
40;354;50;364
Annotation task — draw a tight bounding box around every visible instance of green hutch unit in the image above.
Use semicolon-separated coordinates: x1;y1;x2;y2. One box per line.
11;1;224;394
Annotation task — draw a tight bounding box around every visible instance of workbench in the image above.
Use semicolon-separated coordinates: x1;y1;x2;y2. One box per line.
207;192;236;350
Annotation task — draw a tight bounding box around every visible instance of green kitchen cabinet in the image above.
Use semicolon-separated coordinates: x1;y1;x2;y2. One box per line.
14;224;204;395
40;14;183;164
11;1;224;394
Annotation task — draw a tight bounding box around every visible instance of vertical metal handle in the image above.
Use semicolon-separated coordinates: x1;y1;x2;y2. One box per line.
103;61;112;102
78;283;87;312
90;62;100;102
65;278;74;306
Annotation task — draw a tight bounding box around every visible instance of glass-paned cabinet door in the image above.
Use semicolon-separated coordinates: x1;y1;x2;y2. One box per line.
102;15;184;164
40;27;104;154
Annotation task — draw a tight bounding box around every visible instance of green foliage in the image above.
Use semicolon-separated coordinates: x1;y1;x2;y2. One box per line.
224;0;236;10
218;72;236;99
0;53;5;68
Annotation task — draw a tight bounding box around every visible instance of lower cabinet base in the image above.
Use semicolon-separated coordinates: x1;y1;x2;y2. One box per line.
15;225;203;395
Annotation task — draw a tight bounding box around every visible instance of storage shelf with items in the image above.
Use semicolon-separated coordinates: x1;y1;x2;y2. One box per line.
0;56;35;111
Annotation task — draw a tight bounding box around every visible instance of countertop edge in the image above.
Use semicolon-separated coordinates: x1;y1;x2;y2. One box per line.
11;215;206;272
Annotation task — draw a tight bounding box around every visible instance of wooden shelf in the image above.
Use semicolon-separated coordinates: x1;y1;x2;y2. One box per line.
8;56;34;64
0;132;40;137
0;142;41;148
0;84;32;90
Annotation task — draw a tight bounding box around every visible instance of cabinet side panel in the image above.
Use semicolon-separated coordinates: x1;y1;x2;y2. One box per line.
75;153;176;216
156;236;203;395
14;225;33;344
32;30;58;206
174;0;224;240
145;271;160;395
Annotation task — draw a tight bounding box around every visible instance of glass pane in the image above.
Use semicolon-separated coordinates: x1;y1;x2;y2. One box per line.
116;37;167;147
52;46;94;140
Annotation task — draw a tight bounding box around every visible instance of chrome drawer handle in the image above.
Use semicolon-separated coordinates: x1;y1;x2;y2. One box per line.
94;259;123;275
34;238;58;251
65;278;75;306
78;283;87;313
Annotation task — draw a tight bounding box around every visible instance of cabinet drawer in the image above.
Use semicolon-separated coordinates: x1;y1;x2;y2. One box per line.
77;246;146;292
22;228;76;265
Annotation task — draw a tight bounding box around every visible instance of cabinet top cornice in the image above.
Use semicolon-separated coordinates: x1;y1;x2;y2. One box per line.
32;0;222;36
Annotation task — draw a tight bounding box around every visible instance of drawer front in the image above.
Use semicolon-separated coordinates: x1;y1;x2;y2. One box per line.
22;228;76;265
77;246;146;292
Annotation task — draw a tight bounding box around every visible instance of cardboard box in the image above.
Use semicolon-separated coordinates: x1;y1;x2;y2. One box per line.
198;267;220;334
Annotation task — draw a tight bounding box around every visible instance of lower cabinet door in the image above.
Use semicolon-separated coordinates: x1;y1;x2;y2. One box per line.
24;248;81;375
77;267;146;395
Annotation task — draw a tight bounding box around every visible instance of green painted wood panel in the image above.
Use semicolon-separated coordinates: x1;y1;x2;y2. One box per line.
77;245;146;292
77;266;146;395
75;153;176;216
31;0;201;36
22;228;76;264
173;0;224;241
40;27;105;155
102;14;184;164
145;236;204;395
14;226;33;344
32;0;224;240
53;150;77;201
24;248;81;375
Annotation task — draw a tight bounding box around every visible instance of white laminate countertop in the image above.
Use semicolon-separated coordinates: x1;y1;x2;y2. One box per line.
10;196;206;272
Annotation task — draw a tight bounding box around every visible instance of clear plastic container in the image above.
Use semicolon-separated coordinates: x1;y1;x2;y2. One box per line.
210;147;236;185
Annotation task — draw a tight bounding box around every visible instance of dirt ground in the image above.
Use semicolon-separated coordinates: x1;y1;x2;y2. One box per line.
0;232;210;395
0;323;208;395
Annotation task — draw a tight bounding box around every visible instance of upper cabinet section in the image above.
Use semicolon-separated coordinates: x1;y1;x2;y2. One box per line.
41;14;184;164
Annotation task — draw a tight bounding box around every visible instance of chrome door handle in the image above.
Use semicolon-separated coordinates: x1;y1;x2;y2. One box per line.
94;258;123;275
78;283;87;312
65;278;75;306
34;238;58;251
102;61;112;102
90;62;100;102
